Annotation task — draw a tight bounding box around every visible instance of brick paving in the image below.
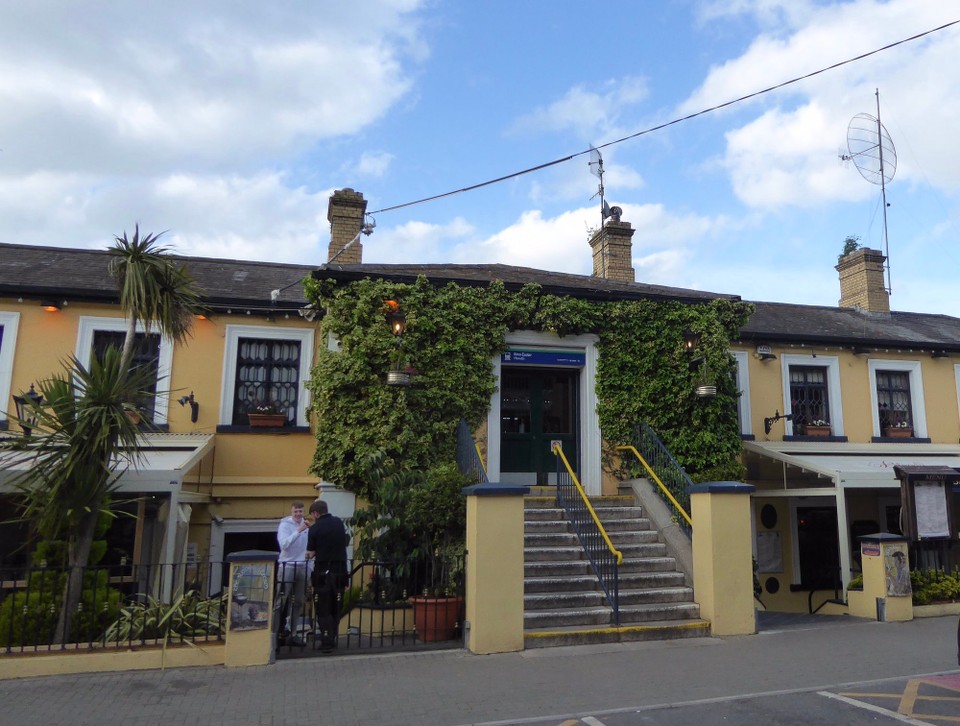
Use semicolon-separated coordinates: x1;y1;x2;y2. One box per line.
1;614;958;726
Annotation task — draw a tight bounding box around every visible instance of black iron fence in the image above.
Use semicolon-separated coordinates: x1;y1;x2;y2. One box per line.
275;556;466;658
1;561;225;653
626;423;694;537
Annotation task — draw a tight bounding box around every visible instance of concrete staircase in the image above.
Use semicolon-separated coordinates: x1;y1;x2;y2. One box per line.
523;492;710;648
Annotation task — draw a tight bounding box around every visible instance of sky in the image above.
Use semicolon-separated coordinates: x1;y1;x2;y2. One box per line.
2;1;960;315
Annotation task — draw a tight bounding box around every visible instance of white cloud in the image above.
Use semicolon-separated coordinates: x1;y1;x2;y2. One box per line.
356;152;395;178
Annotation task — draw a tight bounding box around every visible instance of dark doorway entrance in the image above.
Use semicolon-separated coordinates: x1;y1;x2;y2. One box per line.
500;367;579;486
797;506;841;590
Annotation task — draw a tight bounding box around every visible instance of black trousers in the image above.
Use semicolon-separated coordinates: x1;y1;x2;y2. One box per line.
312;571;342;647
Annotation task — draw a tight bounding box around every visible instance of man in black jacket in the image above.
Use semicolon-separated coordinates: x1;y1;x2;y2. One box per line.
306;498;349;652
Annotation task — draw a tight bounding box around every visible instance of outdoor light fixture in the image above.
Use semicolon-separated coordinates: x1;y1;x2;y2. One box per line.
754;345;777;362
40;300;61;312
12;384;43;435
385;300;406;337
178;391;200;423
763;409;794;436
682;330;700;355
931;350;950;359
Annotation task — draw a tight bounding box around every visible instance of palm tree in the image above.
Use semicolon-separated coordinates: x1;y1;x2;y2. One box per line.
2;348;155;642
108;225;205;375
1;227;206;643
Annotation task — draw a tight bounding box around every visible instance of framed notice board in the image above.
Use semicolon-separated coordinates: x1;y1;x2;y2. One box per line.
895;465;959;541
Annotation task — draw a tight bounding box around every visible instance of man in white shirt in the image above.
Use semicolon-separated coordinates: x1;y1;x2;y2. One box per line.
275;501;309;646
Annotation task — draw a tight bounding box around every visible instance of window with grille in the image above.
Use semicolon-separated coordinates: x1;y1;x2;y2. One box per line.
92;329;160;420
789;366;830;430
232;337;301;425
876;370;912;430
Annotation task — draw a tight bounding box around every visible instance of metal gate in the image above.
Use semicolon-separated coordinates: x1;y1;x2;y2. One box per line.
275;559;465;659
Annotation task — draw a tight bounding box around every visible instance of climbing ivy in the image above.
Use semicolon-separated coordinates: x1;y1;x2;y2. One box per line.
304;274;753;495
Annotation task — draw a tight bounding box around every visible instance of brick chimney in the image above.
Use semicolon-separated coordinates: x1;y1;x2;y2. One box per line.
835;247;889;313
588;215;635;283
326;188;368;264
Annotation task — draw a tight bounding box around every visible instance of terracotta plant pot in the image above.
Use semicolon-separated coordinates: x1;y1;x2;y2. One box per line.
247;413;286;427
409;596;463;642
804;425;831;437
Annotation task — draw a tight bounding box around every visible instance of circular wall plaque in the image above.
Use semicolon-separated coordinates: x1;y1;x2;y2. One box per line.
760;504;778;529
764;576;780;594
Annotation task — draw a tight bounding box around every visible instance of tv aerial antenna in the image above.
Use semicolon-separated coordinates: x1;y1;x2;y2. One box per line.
840;89;897;293
588;146;622;277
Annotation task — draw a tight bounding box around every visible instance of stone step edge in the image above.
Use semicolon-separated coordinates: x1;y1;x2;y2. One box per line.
523;619;710;641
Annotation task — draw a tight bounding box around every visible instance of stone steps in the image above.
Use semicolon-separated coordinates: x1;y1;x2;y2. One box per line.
522;492;706;649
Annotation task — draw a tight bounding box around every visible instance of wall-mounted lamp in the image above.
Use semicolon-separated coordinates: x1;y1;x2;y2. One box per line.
852;346;871;356
12;384;43;435
754;344;777;361
40;300;61;312
211;514;225;526
763;409;793;435
177;391;199;423
385;300;406;337
931;350;950;359
682;330;700;355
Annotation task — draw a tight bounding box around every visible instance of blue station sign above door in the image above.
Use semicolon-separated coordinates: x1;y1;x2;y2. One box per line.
501;348;585;367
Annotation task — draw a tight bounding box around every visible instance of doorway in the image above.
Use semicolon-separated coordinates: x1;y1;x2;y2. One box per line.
796;506;841;590
500;367;579;486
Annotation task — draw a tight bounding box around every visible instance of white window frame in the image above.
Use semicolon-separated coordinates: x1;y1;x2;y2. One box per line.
781;354;843;436
731;350;752;436
0;311;21;424
220;325;315;426
76;316;173;425
867;359;926;438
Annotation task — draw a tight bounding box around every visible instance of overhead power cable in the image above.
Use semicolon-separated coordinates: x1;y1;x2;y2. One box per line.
369;19;959;216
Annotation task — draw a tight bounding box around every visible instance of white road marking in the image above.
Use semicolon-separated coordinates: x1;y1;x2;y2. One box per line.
818;690;931;725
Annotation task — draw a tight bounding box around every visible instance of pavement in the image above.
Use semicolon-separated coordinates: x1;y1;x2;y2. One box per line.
1;613;958;725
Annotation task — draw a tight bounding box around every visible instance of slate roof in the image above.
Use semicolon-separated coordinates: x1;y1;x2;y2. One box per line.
741;300;960;351
313;262;737;304
4;242;960;351
0;243;315;309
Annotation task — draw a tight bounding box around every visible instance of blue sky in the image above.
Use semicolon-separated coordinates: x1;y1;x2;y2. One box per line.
2;1;959;314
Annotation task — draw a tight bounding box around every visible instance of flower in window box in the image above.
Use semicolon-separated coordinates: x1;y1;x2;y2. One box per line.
883;420;914;438
804;419;831;436
248;401;286;427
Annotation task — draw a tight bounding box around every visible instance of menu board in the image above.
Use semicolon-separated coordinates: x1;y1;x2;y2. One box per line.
914;481;950;539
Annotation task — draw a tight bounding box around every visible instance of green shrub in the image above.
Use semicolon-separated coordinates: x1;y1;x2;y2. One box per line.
0;568;121;647
103;590;226;644
911;569;960;606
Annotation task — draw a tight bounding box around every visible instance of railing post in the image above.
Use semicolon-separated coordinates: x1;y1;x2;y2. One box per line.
224;550;279;667
462;482;529;654
689;482;756;636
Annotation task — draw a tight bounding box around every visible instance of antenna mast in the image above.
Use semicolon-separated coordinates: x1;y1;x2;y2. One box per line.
588;146;610;277
875;89;892;293
842;90;898;295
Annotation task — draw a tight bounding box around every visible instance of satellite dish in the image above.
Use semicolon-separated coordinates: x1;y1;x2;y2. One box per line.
846;112;897;186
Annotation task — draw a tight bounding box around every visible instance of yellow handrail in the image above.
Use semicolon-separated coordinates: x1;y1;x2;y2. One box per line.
474;442;488;480
552;443;623;565
615;445;693;528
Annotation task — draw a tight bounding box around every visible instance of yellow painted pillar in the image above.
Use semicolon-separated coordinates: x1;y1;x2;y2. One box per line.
690;482;756;636
463;482;529;654
224;550;279;667
849;534;913;622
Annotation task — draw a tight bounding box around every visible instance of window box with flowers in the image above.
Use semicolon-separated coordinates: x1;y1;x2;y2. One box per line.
247;402;287;428
883;421;914;438
804;420;831;437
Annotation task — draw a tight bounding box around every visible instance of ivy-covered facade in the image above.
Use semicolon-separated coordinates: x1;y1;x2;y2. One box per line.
305;263;752;497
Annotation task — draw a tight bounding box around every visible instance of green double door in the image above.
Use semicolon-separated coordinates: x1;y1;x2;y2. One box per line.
500;367;579;485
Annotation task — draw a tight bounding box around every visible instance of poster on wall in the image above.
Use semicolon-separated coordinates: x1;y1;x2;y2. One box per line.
885;542;912;597
756;531;782;573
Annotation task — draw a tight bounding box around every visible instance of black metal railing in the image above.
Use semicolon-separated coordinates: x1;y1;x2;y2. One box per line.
1;561;225;653
456;419;488;485
553;444;622;626
624;423;694;537
275;555;466;657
